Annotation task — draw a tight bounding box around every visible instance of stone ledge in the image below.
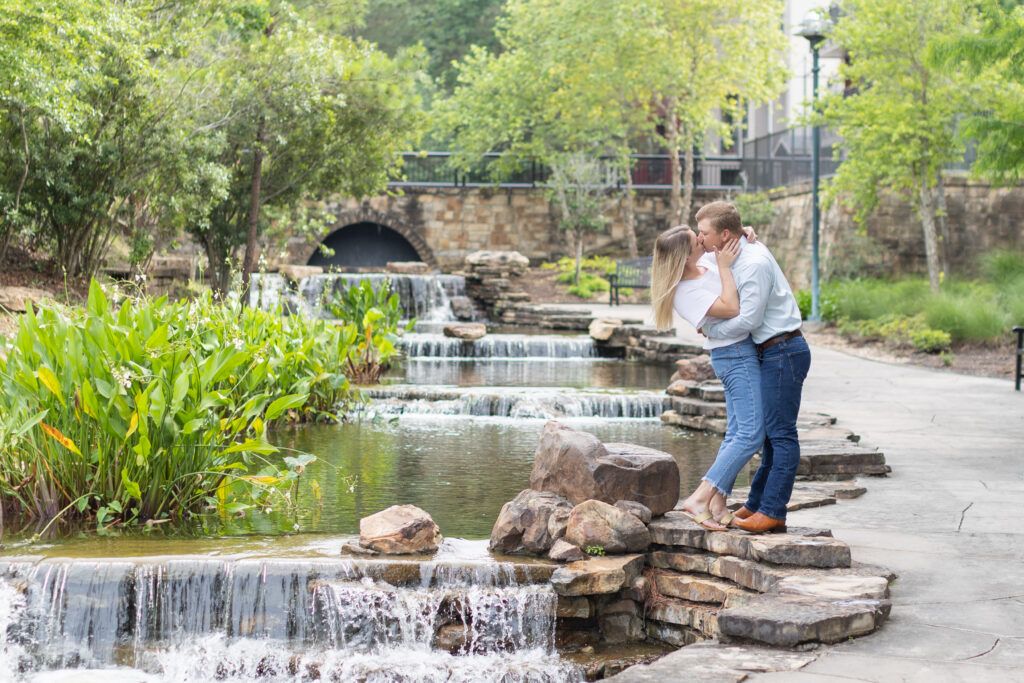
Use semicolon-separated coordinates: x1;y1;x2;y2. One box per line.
550;554;645;596
646;550;894;594
718;593;892;647
602;641;817;682
648;513;848;568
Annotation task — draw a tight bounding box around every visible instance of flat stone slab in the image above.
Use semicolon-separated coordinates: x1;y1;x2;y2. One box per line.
729;485;838;513
647;550;894;594
653;572;754;605
775;574;890;600
717;593;892;647
669;396;728;418
648;512;847;568
603;641;816;682
645;621;706;647
660;410;727;434
645;597;721;637
550;554;645;596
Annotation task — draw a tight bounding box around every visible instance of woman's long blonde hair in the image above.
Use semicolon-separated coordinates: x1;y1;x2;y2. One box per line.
651;225;694;331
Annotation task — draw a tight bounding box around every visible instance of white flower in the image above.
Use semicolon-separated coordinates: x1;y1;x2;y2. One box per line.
233;338;245;351
111;366;133;390
292;523;300;532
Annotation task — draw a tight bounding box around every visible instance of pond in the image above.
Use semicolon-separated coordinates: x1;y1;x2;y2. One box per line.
0;281;741;682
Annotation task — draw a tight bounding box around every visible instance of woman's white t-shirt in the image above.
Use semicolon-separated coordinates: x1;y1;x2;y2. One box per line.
672;253;748;350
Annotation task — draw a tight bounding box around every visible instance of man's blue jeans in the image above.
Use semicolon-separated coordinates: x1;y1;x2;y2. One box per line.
744;335;811;520
704;338;764;496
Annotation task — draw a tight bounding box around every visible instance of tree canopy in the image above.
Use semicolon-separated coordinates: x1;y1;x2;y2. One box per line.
818;0;984;293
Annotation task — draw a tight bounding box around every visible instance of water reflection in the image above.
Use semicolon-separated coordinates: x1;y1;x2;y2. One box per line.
267;417;735;539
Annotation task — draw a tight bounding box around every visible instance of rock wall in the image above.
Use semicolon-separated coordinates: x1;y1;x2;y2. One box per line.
755;176;1024;291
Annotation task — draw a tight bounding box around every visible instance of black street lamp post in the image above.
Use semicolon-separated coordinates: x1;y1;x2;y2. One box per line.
795;16;831;322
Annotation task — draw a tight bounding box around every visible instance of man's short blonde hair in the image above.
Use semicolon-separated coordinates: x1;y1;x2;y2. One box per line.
695;201;742;235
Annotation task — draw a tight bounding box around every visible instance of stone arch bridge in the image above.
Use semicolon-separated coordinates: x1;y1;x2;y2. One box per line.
287;188;696;272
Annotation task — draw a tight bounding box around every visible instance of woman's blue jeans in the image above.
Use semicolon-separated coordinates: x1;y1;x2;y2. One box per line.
704;338;764;496
743;335;812;520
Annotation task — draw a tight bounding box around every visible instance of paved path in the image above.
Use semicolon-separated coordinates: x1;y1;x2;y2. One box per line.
756;345;1024;682
559;303;1024;679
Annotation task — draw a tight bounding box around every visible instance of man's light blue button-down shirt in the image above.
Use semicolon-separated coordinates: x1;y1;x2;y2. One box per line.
701;240;802;344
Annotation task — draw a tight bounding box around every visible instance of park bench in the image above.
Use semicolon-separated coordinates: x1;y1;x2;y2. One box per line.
1015;326;1024;391
609;256;652;306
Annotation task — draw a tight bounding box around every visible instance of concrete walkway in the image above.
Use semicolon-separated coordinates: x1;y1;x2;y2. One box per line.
759;345;1024;682
559;303;1024;680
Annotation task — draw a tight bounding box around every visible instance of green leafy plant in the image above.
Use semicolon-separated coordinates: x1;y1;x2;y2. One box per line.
584;544;606;557
328;278;415;383
547;256;614;299
839;313;950;353
0;279;362;532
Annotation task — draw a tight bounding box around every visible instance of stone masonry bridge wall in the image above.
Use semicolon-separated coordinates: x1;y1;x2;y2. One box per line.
284;177;1024;291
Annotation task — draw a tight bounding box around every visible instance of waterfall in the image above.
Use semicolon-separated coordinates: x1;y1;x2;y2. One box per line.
0;557;581;683
399;333;597;359
250;273;468;322
364;386;670;419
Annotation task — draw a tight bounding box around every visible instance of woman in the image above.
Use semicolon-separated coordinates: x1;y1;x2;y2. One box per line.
651;225;764;531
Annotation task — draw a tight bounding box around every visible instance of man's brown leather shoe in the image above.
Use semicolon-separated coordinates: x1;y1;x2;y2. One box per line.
732;512;787;534
733;506;755;520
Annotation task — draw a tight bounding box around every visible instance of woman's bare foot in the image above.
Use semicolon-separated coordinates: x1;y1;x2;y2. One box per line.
681;481;728;531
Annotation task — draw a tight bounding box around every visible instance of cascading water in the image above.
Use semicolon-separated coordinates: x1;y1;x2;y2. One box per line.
0;556;582;682
250;272;469;322
365;386;670;419
399;333;597;359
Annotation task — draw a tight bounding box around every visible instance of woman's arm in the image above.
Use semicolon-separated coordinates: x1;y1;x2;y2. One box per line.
705;239;740;318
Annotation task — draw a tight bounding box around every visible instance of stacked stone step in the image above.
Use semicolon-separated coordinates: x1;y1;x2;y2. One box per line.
643;513;894;648
627;336;706;364
660;377;728;434
460;250;533;321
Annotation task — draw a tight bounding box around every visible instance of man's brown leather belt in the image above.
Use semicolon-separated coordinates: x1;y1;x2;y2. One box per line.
755;329;803;353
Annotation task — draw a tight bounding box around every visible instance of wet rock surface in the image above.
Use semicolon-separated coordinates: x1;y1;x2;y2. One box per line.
588;317;623;341
358;504;443;555
489;489;574;555
550;555;645;596
564;500;651;554
443;322;487;339
530;421;680;515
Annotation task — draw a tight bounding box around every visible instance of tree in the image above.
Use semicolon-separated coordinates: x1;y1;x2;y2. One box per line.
819;0;980;293
547;153;612;285
437;0;789;254
931;0;1024;184
643;0;789;226
358;0;505;92
184;2;424;296
438;0;662;258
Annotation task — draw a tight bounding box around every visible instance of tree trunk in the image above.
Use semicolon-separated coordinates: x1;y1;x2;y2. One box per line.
935;173;951;277
917;175;942;294
574;229;583;286
682;143;695;226
241;116;266;307
3;106;30;261
664;99;683;227
622;167;638;258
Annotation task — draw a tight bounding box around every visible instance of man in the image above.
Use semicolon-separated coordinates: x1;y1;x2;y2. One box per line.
696;200;810;533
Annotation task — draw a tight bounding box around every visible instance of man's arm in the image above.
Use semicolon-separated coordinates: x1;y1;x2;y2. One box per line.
701;260;772;338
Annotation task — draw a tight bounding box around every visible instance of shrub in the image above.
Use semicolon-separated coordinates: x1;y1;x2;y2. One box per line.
795;285;840;322
328;279;415;383
839;313;950;352
549;255;613;299
922;288;1006;343
0;280;363;531
981;249;1024;286
731;191;777;228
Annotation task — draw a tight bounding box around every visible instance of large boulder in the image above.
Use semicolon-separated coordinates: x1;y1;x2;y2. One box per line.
359;504;442;555
529;421;680;515
489;489;573;555
563;500;651;554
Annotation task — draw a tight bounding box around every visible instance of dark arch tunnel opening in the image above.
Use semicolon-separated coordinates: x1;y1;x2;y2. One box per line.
307;222;422;269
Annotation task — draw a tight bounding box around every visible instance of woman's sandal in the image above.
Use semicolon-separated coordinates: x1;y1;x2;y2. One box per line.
681;509;728;531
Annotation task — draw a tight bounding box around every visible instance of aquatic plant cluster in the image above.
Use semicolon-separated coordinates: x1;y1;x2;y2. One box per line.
0;279;400;531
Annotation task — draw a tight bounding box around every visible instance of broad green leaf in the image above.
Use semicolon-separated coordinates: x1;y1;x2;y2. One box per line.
222;439;278;456
265;393;308;421
121;468;142;501
37;367;65;406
